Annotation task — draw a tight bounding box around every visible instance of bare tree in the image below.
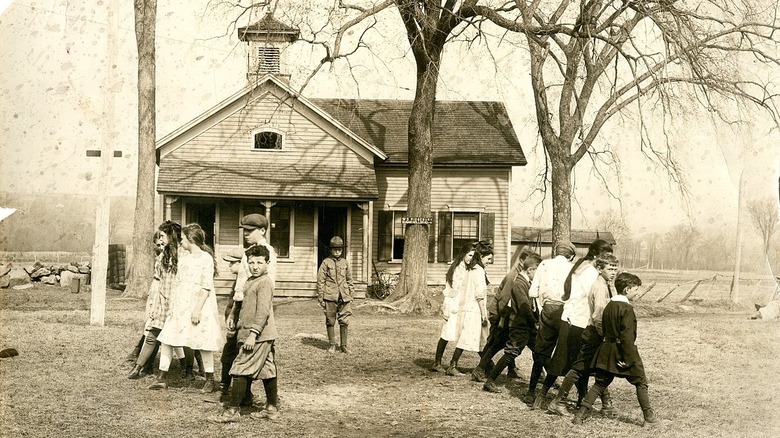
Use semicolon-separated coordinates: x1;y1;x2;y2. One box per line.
748;197;780;279
221;0;780;311
123;0;158;299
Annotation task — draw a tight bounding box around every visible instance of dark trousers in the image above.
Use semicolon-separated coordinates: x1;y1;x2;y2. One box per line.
561;325;604;397
582;369;650;412
535;302;564;358
220;335;240;387
477;323;511;371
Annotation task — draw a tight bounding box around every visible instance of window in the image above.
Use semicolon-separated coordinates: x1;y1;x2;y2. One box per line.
271;205;291;258
257;47;280;74
254;131;282;150
437;211;495;263
391;211;407;260
378;210;436;263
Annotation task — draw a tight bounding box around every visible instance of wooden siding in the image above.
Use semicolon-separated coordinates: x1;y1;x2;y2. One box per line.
373;168;510;286
166;92;375;186
218;200;240;245
349;204;365;283
170;200;182;223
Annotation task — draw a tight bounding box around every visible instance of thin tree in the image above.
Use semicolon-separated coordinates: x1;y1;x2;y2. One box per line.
748;196;780;280
123;0;158;299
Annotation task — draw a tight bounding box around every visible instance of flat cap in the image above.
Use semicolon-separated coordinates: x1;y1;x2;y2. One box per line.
221;248;245;263
239;214;268;230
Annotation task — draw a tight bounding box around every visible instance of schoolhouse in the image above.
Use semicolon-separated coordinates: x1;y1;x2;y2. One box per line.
155;14;526;296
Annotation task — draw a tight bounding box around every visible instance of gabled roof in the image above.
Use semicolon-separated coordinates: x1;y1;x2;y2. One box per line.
511;227;617;246
237;13;300;41
156;74;387;163
311;99;526;166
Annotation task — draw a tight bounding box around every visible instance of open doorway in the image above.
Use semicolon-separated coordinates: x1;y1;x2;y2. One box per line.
186;202;216;250
318;206;348;267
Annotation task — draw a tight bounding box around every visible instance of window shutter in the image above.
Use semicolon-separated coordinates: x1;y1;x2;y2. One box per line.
438;211;452;263
480;212;495;245
378;210;393;262
428;214;436;263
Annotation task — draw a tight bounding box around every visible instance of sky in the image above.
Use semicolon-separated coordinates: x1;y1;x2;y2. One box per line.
1;0;778;242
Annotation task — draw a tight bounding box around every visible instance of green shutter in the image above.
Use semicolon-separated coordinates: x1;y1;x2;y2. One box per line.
428;214;436;263
480;212;495;245
438;211;452;263
378;210;393;262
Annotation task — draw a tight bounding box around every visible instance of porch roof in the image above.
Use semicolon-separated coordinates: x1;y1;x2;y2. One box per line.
157;158;379;199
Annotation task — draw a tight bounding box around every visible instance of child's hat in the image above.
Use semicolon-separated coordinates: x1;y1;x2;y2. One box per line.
329;236;345;248
555;240;576;255
222;248;245;263
239;214;268;230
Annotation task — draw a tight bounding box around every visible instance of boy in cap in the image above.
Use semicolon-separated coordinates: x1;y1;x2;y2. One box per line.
317;236;355;354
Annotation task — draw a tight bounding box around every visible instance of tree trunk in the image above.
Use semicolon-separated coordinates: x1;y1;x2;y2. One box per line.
385;46;441;313
548;148;572;252
123;0;157;299
731;169;745;304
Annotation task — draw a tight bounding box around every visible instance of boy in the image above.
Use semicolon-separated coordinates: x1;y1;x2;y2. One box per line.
317;236;355;354
209;245;280;423
546;252;618;414
205;248;249;405
573;272;662;427
482;253;542;393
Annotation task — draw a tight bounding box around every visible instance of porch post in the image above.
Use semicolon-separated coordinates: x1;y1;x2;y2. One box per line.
358;202;371;283
164;196;178;221
262;201;277;242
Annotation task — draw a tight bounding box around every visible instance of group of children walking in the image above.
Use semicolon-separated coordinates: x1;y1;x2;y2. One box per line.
432;239;661;427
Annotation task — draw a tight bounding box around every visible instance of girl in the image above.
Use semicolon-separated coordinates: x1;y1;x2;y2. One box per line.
547;239;614;402
431;243;489;376
150;223;222;392
128;222;186;379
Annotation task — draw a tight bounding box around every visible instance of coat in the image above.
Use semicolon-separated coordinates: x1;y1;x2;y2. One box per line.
236;272;278;343
317;256;355;302
506;273;537;331
593;297;645;377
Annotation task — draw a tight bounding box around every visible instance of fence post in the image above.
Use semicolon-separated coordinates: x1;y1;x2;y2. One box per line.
656;283;681;303
634;282;656;301
680;278;707;302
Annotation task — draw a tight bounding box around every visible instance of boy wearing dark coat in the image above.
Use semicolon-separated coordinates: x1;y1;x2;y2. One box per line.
482;254;542;393
209;245;279;424
573;272;662;427
317;236;355;354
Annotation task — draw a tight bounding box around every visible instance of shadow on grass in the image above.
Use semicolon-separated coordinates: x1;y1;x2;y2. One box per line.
301;337;330;350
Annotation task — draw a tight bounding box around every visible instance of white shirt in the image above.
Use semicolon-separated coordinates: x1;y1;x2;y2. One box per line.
233;240;277;302
528;255;573;305
561;263;598;328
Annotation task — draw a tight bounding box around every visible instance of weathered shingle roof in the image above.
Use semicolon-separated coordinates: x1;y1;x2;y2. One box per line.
311;99;526;166
158;158;378;200
238;13;300;39
511;227;617;246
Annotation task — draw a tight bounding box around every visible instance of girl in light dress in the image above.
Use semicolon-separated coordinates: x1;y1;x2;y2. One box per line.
150;223;222;392
431;242;489;376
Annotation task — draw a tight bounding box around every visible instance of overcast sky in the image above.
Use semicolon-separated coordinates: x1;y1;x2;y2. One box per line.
2;0;778;240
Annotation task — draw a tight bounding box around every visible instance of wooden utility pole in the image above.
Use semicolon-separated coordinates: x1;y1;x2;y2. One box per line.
730;169;745;304
91;1;119;326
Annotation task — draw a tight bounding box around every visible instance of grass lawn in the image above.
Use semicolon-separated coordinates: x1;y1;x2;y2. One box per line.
1;284;779;438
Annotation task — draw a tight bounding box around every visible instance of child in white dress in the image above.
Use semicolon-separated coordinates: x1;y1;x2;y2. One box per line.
150;224;222;392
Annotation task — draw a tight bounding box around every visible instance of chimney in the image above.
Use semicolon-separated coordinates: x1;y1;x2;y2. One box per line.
237;12;300;84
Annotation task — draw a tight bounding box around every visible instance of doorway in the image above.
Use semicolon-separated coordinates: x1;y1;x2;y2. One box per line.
317;206;348;267
186;202;216;250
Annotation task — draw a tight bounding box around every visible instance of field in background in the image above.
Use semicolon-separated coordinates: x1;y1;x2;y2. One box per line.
628;269;778;305
1;284;779;438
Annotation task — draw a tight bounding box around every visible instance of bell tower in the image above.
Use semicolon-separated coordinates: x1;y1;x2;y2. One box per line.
237;12;300;83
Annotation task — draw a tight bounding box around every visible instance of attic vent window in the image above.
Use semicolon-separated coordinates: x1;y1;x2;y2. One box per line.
257;47;280;74
254;131;283;150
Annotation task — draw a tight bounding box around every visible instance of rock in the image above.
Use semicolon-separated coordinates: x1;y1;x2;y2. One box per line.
8;268;31;287
60;270;88;288
41;275;58;285
66;265;80;273
32;261;43;270
0;274;9;288
30;268;52;280
23;266;36;275
12;284;33;290
78;266;91;274
0;265;11;277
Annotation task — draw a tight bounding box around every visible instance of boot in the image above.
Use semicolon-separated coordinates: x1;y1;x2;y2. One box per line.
339;325;350;354
600;388;616;418
178;357;188;371
546;393;569;416
183;366;195;383
430;360;446;373
125;335;144;362
531;387;550;410
208;407;240;424
326;326;337;353
507;366;520;380
482;379;502;393
521;391;535;405
572;405;591;425
127;364;143;380
203;382;228;404
194;351;206;378
251;404;279;421
642;408;662;427
201;373;217;394
445;361;464;376
471;367;487;382
140;360;154;377
147;371;168;390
